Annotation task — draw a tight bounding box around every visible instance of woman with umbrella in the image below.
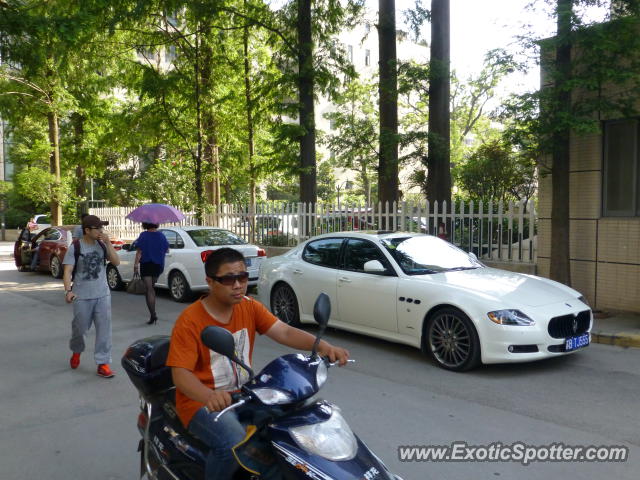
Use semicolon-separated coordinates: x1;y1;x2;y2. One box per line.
127;204;183;325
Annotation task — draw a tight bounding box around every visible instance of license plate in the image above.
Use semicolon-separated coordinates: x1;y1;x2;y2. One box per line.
245;258;252;267
565;333;590;351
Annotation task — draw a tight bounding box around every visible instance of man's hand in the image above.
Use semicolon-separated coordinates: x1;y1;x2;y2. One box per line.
65;291;77;303
317;341;350;366
98;230;110;243
204;389;233;412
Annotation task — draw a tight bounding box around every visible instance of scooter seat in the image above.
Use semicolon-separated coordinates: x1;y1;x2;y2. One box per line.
160;390;210;455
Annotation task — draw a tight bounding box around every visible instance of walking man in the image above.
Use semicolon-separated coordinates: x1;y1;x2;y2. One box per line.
62;215;120;378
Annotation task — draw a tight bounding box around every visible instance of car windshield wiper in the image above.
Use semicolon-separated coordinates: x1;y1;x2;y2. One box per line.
408;268;443;275
443;266;480;272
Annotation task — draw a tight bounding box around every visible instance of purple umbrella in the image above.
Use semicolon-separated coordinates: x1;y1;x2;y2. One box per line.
125;203;185;224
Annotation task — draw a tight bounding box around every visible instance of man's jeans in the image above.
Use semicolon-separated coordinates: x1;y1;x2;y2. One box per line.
189;407;246;480
69;296;112;364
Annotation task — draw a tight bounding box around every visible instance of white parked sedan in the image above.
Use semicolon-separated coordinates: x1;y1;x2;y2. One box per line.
107;226;266;302
257;231;592;371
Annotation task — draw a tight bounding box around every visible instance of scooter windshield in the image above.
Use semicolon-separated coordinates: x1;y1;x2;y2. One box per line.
248;354;323;404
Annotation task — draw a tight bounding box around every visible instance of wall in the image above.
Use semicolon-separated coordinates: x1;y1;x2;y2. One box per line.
537;130;640;312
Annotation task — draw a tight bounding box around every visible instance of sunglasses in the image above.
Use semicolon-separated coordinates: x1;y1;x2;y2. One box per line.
88;226;103;230
210;272;250;286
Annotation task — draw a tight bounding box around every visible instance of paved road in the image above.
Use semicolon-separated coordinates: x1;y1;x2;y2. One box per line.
0;259;638;480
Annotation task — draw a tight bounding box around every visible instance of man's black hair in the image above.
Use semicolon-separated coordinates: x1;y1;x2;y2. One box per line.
205;248;246;278
142;222;159;230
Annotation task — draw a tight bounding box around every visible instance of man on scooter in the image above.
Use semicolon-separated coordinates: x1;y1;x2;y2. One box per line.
166;248;349;480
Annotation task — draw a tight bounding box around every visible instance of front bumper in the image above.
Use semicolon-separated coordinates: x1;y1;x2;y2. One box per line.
479;302;593;364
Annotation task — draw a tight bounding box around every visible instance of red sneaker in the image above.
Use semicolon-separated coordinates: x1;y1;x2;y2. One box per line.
97;364;115;378
70;353;81;369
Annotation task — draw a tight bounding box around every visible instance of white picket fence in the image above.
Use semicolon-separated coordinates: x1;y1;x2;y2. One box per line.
91;200;537;263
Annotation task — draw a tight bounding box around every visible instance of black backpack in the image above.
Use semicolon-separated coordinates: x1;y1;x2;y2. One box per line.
71;239;107;281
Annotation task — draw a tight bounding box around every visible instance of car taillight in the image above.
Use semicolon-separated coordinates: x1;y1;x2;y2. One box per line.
258;248;266;257
201;250;214;262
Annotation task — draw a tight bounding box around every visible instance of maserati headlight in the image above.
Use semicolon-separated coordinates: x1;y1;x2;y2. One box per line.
252;388;292;405
290;409;358;460
487;309;535;326
315;360;328;389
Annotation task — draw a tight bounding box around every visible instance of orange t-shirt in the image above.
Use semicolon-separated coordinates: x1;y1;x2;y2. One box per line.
166;296;278;427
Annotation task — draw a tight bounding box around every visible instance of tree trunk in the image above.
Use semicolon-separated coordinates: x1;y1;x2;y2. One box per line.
47;110;62;225
426;0;452;209
298;0;317;204
378;0;399;206
244;9;257;243
71;113;86;215
194;28;204;225
200;35;220;209
549;0;573;285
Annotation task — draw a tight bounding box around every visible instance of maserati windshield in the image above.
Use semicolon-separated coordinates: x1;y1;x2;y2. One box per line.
382;236;482;275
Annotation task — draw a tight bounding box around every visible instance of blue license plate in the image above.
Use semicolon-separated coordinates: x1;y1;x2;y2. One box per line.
565;333;590;351
245;258;252;267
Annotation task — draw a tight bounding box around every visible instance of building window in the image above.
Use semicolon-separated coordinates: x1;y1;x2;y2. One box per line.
603;119;639;216
365;49;370;66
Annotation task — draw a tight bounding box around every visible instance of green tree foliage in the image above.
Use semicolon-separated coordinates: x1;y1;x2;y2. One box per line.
323;78;378;205
456;140;537;205
399;49;517;196
0;0;365;220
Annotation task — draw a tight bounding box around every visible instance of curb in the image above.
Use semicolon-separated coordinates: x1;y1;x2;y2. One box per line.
591;331;640;349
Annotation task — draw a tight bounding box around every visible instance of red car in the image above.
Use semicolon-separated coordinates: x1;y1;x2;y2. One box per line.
14;225;124;279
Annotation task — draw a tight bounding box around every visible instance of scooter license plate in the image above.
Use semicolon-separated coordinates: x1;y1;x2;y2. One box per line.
565;333;590;351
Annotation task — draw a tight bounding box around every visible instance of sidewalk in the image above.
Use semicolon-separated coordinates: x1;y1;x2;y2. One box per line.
1;241;638;348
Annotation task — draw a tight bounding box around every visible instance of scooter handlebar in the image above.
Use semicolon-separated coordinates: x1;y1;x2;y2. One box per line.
325;358;356;368
212;398;249;422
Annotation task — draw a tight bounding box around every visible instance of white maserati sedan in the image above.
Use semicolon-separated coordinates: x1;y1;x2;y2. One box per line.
257;232;592;371
107;226;266;302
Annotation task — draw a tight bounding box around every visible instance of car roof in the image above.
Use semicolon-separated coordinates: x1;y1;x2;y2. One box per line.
307;231;426;241
161;225;229;232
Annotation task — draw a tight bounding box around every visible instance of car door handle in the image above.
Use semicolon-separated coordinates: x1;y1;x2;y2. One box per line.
292;269;303;275
338;277;352;283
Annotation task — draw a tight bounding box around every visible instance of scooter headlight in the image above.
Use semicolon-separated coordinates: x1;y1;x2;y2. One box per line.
252;388;293;405
315;360;328;388
289;409;358;460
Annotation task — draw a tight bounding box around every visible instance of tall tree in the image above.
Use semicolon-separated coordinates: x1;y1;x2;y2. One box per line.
377;0;399;206
0;0;78;225
549;0;573;285
298;0;317;204
426;0;451;208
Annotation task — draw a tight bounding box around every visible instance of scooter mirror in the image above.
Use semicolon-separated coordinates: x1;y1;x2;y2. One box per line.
201;326;237;359
313;292;331;327
311;293;331;357
201;326;255;380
